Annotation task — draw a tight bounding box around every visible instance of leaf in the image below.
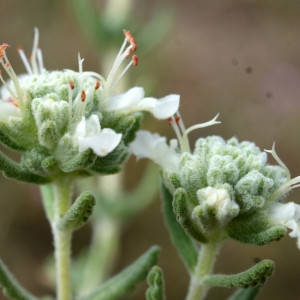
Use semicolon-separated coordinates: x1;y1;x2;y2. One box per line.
81;246;161;300
146;266;166;300
0;258;39;300
0;150;51;184
226;286;262;300
58;191;96;231
203;259;275;288
161;183;198;273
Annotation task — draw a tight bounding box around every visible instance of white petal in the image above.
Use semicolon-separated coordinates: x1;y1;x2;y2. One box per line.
74;117;87;138
129;130;166;160
105;87;145;112
137;94;180;119
129;130;181;172
78;132;122;157
85;114;101;136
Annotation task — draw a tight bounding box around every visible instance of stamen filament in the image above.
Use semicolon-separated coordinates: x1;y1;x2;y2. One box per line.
0;72;18;100
30;28;39;74
17;47;33;75
37;48;44;73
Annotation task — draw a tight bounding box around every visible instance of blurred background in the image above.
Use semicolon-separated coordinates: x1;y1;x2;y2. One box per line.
1;0;300;299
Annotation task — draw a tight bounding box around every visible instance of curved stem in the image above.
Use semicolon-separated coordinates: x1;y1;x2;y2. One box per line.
51;178;73;300
186;239;222;300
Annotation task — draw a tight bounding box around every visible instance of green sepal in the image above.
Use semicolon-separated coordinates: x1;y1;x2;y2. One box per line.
226;286;262;300
203;259;275;289
146;266;166;300
58;191;96;231
0;126;26;151
55;134;97;173
42;156;59;175
0;150;51;184
173;187;207;243
80;246;161;300
122;113;143;145
161;183;198;273
227;213;287;245
0;258;39;300
90;166;121;176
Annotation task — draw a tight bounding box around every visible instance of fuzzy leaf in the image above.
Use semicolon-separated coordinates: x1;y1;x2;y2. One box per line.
0;127;26;151
0;258;39;300
173;187;207;243
81;246;161;300
203;259;275;289
0;150;51;184
161;184;198;272
58;191;96;231
146;266;166;300
226;286;262;300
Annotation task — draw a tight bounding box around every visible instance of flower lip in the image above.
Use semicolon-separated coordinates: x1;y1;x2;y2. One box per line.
74;115;122;157
105;87;180;119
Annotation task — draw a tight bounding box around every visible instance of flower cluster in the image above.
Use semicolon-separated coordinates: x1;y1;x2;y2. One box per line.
0;29;179;180
130;113;300;247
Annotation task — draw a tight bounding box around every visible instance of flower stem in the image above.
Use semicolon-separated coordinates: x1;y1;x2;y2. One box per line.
51;178;73;300
186;239;222;300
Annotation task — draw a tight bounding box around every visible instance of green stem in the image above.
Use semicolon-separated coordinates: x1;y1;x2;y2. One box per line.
186;239;222;300
51;178;73;300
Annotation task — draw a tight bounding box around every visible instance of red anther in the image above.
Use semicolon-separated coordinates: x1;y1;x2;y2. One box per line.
69;80;75;90
168;117;172;125
175;116;180;124
95;79;101;90
123;30;133;43
132;55;138;66
0;53;3;59
130;38;137;52
17;45;23;51
5;63;10;68
81;90;86;102
0;43;10;52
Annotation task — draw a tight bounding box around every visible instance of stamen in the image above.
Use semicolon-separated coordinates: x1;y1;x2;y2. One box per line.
30;27;39;74
69;80;75;90
0;70;18;100
81;90;86;102
176;110;186;133
17;46;33;75
37;48;44;73
132;55;138;66
130;38;137;52
8;98;19;107
123;30;133;43
95;79;100;90
0;43;10;52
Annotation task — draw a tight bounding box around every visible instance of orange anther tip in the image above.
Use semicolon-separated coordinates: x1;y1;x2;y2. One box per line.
95;80;101;90
81;90;86;102
5;63;10;68
132;55;138;66
17;45;23;50
175;116;180;124
123;30;133;42
167;117;172;125
125;49;131;59
69;80;75;90
130;38;137;52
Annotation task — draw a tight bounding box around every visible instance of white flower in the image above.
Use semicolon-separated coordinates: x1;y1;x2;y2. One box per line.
268;202;300;248
105;87;180;119
74;114;122;157
129;130;181;172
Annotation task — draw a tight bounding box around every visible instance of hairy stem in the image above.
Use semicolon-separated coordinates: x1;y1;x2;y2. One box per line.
186;239;222;300
51;178;73;300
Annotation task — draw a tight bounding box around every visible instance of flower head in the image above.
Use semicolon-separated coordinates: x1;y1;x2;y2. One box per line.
0;28;179;179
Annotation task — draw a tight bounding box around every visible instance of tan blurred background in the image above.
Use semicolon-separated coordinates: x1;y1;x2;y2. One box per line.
1;0;300;299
